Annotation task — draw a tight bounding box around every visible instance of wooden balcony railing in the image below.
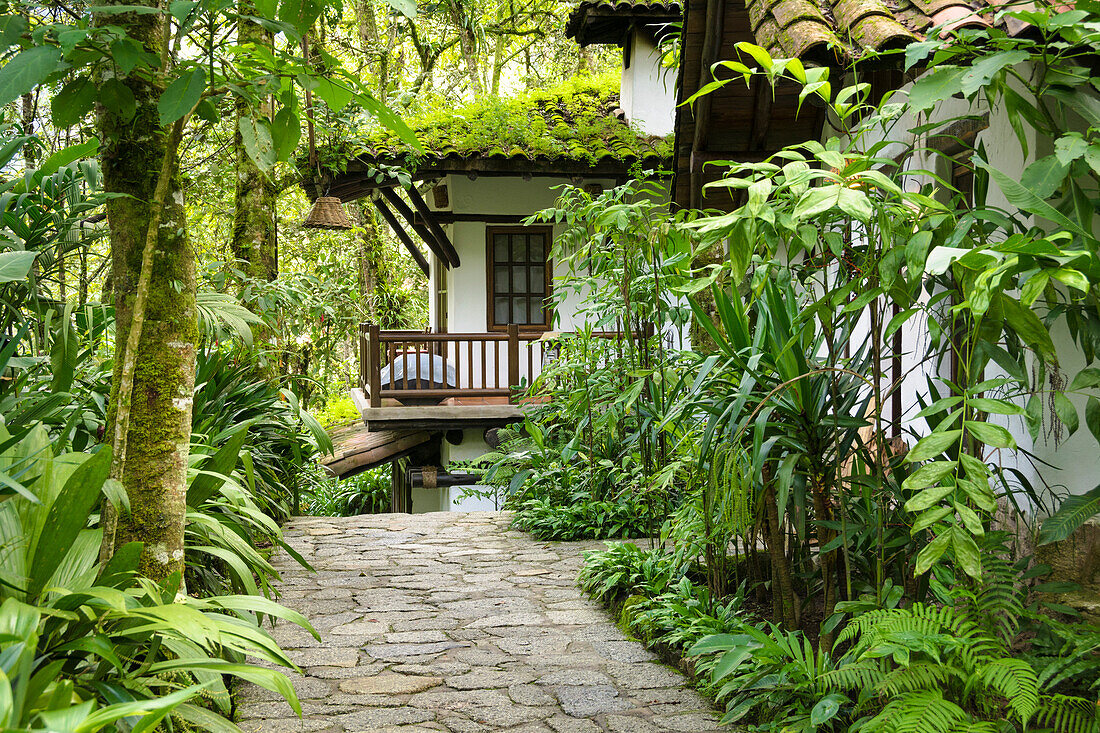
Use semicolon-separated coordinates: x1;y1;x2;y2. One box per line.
359;325;541;408
358;324;653;408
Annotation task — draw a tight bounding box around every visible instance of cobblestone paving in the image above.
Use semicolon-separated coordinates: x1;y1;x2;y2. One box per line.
236;511;723;732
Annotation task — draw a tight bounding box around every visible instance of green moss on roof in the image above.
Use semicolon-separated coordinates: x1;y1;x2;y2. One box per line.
349;75;672;167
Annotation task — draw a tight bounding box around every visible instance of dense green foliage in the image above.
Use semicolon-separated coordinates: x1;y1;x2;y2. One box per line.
305;466;392;516
0;143;323;728
484;5;1100;732
331;74;672;169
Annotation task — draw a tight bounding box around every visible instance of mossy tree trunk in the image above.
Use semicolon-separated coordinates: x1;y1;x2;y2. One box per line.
96;0;197;583
232;3;278;284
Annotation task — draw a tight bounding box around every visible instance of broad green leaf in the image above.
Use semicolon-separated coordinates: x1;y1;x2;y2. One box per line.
110;38;153;75
811;694;845;726
100;77;136;122
270;107;301;161
1020;155;1069;200
1049;267;1090;293
0;15;28;50
902;460;957;492
28;446;112;599
1087;396;1100;443
51;77;97;128
1070;368;1100;392
911;505;953;533
956;503;984;536
187;424;252;506
1055;134;1088;166
278;0;322;35
907;67;965;110
382;0;416;17
975;156;1099;251
238;116;276;171
905;482;955;512
0;251;36;283
959;478;997;512
964;420;1016;449
0;46;62;109
159;66;205;125
999;295;1057;364
907;429;962;462
968;397;1025;415
960;50;1028;95
1053;391;1078;435
1038;484;1100;545
952;527;982;578
313;76;353;112
924;246;970;275
913;531;951;574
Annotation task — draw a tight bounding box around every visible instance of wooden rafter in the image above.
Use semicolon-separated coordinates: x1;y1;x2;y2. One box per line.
406;186;461;268
379;187;456;270
371;195;431;276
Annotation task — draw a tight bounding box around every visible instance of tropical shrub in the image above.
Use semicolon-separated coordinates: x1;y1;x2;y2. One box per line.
0;422;311;730
305;465;392;516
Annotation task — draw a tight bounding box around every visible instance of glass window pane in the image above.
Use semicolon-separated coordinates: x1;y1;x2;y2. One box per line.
511;234;527;262
531;297;545;324
495;297;509;324
512;297;528;324
529;234;544;261
530;266;544;294
493;235;508;262
512;266;528;294
494;266;509;293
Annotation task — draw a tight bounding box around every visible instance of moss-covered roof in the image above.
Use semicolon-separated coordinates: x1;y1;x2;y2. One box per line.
566;0;683;45
348;75;671;171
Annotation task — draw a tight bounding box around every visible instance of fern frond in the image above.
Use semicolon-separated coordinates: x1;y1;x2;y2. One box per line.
872;690;969;733
818;660;886;692
1033;694;1100;733
878;661;963;697
975;657;1040;725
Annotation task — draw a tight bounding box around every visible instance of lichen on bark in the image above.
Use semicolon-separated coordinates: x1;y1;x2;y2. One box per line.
96;0;197;583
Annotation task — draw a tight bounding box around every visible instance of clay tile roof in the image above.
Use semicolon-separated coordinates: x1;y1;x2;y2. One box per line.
348;75;671;169
566;0;683;45
746;0;994;62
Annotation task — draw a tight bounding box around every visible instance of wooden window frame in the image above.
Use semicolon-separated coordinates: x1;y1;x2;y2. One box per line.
485;225;553;332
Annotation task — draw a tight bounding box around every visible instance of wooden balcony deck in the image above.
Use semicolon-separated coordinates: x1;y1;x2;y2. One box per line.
355;324;650;433
351;388;522;431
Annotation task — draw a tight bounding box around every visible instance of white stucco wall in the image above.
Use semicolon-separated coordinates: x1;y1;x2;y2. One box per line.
421;174;619;392
621;30;677;137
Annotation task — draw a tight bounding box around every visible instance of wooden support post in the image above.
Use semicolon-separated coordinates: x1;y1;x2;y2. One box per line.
359;323;368;393
390;460;405;513
507;324;520;404
369;324;382;408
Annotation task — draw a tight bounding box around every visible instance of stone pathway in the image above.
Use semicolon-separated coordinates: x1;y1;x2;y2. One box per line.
236;511;724;732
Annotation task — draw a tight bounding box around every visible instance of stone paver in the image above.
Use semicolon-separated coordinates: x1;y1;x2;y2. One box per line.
237;511;723;732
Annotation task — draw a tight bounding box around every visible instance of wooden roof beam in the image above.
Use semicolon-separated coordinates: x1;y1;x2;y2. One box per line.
378;187;455;270
371;195;431;277
406;186;461;268
689;0;726;209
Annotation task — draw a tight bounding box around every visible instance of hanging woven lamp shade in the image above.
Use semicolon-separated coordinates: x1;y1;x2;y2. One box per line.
302;196;352;230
